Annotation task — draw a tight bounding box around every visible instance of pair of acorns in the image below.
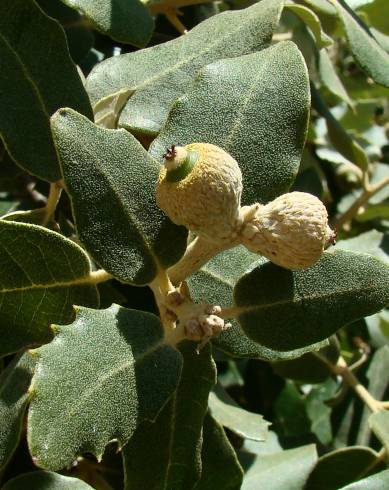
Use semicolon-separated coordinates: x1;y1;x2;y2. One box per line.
156;143;335;270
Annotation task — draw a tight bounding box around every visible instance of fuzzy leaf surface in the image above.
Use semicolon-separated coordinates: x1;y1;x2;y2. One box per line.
123;341;215;490
28;305;182;470
2;471;94;489
0;353;36;469
86;0;284;137
0;0;92;182
339;469;389;489
151;42;310;205
51;109;187;285
0;220;98;357
334;0;389;87
60;0;154;47
234;250;389;350
188;246;328;359
193;413;243;490
242;444;317;490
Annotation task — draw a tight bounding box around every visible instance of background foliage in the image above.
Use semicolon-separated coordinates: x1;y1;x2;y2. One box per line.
0;0;389;488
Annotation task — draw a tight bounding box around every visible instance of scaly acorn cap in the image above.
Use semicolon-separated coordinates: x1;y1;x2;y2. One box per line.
156;143;243;244
241;192;335;270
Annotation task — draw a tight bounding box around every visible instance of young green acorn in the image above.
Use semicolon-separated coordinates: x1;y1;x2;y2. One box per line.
241;192;335;270
156;143;243;244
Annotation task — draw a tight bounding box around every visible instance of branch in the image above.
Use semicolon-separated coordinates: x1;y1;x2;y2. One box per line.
168;236;233;285
42;182;62;226
333;175;389;230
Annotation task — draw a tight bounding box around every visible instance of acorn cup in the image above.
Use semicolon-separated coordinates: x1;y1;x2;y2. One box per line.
156;143;243;245
241;191;336;270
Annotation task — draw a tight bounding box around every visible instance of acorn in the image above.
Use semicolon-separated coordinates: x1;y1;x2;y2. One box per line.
241;192;335;270
156;143;243;244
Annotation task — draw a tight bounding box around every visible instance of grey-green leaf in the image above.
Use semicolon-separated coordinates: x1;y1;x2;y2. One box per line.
0;220;99;357
311;84;369;170
189;246;329;359
339;469;389;489
333;0;389;87
2;471;94;489
93;89;132;129
335;230;389;265
151;41;310;205
193;413;243;490
234;250;389;351
28;305;182;470
0;353;36;470
242;444;317;490
305;446;385;490
86;0;284;137
0;0;92;182
356;346;389;445
317;48;354;107
286;3;333;48
51;108;187;285
123;341;215;490
369;411;389;454
60;0;154;47
209;385;269;441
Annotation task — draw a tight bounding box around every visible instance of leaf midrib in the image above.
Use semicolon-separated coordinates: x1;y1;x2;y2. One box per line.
0;29;50;119
235;283;389;316
32;340;167;448
69;139;162;271
115;1;281;96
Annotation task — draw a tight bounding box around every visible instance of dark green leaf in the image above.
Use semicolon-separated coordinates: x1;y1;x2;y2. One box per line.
51;108;187;285
2;471;94;489
188;246;328;359
86;0;284;137
193;413;243;490
60;0;154;47
0;220;99;357
274;381;312;437
151;41;310;205
36;0;94;64
2;208;59;230
305;446;385;490
339;469;389;489
28;305;182;470
0;0;92;182
272;337;340;383
242;444;317;490
209;385;269;441
334;0;389;87
0;353;36;469
234;250;389;350
369;411;389;453
123;341;215;490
